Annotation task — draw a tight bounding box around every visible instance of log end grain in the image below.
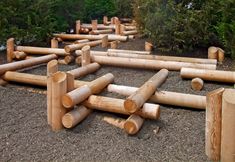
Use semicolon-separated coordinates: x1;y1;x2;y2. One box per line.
124;115;144;135
62;113;74;128
62;94;74;108
124;99;138;113
191;78;204;91
208;46;218;59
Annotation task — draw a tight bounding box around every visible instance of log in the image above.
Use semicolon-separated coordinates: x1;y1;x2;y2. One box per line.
76;20;81;34
124;69;169;113
51;38;58;48
54;34;128;41
221;89;235;162
7;38;14;62
218;48;225;64
125;26;137;31
103;16;109;25
191;78;204;91
124;115;144;135
145;42;153;52
81;24;115;30
58;59;67;65
110;41;118;49
25;56;37;60
81;45;91;66
120;24;125;35
101;35;108;48
74;39;90;44
62;105;92;128
79;28;90;34
13;51;27;60
66;72;74;92
122;30;138;36
115;20;121;35
0;79;8;86
107;84;206;109
206;88;224;161
51;72;67;131
75;56;82;65
0;54;58;75
64;55;75;64
128;35;135;40
181;68;235;83
92;20;98;30
67;63;101;78
81;49;217;64
62;73;114;108
90;29;113;35
103;116;125;129
16;46;69;56
208;46;218;59
47;60;58;125
83;95;160;120
91;56;217;71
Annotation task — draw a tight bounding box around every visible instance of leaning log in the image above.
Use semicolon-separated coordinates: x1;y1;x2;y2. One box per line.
206;88;224;161
107;84;206;109
91;56;216;71
181;68;235;83
221;89;235;162
124;69;168;113
0;54;58;75
83;95;160;120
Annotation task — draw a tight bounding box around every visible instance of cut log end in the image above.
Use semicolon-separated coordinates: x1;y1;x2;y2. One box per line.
64;46;71;53
62;94;74;108
191;78;204;91
124;99;138;113
52;72;67;83
208;46;218;59
62;113;74;128
124;115;144;135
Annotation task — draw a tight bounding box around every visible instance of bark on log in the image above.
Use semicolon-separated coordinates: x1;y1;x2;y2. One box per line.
47;60;58;125
7;38;14;62
221;89;235;162
191;78;204;91
51;72;67;131
124;115;144;135
16;46;69;56
208;46;218;59
124;69;169;113
181;68;235;83
91;56;216;71
206;88;224;161
0;54;58;75
107;84;206;109
83;95;160;120
62;105;92;128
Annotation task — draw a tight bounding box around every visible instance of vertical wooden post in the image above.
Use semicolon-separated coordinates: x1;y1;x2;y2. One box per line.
75;56;82;65
111;17;115;25
208;46;218;59
221;89;235;162
120;24;125;35
206;88;224;161
7;38;14;62
103;16;108;25
51;72;67;131
81;45;91;66
145;42;153;52
115;20;121;35
92;20;98;31
51;38;58;48
66;73;74;92
47;60;58;125
218;48;225;64
101;35;108;48
124;115;144;135
76;20;81;34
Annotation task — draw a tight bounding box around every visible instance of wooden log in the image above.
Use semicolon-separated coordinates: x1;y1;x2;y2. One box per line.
58;59;67;65
62;73;114;108
76;20;81;34
64;55;75;64
47;60;58;125
0;79;8;86
51;72;67;131
101;35;108;48
123;30;138;36
81;45;91;66
81;24;115;30
51;38;58;48
107;84;206;109
125;26;137;31
221;89;235;162
67;63;101;78
16;46;69;56
75;39;90;44
25;56;37;60
108;49;150;55
66;72;74;92
111;17;115;25
103;16;109;25
91;20;98;31
181;68;235;83
145;42;153;52
124;69;168;113
64;40;102;53
206;88;224;161
115;20;121;35
208;46;218;59
191;78;204;91
124;115;144;135
110;41;118;49
7;38;14;62
120;24;125;35
103;116;125;129
75;56;82;65
91;56;217;71
62;105;92;128
54;34;128;42
90;29;112;35
218;48;225;64
0;54;58;75
128;35;135;40
83;95;160;120
13;51;27;60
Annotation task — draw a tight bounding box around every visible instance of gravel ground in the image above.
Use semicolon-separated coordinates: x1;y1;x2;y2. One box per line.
0;37;234;161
